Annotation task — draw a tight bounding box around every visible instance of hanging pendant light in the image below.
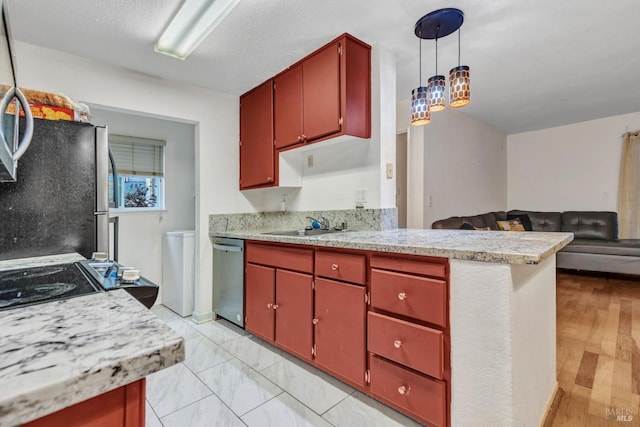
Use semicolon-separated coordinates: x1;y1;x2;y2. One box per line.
411;38;430;126
449;28;470;108
427;35;446;112
412;8;468;122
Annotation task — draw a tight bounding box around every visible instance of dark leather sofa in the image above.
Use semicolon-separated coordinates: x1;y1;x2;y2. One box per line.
432;210;640;275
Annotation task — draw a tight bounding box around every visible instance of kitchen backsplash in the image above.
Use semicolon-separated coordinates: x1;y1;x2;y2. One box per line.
209;208;398;233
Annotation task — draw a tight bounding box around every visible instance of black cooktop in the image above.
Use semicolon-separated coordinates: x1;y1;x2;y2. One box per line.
0;262;100;311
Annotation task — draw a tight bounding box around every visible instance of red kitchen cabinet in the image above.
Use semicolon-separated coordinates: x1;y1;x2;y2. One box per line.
245;263;276;341
273;33;370;150
245;243;314;359
274;64;303;149
302;41;341;141
314;277;367;388
239;80;275;190
274;269;313;361
24;379;145;427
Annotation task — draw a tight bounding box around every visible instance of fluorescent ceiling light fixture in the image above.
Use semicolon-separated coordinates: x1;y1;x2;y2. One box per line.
155;0;240;60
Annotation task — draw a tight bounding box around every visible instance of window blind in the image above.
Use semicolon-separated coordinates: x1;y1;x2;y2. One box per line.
109;134;165;177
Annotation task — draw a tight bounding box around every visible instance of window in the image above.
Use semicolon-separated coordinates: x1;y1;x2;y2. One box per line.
108;134;165;210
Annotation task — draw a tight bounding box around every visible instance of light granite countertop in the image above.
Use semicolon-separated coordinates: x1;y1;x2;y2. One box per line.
0;254;185;426
211;228;574;264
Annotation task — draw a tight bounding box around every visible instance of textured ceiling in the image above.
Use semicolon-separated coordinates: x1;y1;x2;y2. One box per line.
8;0;640;134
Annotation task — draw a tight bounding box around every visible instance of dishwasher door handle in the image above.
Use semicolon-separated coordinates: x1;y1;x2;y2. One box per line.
213;243;243;252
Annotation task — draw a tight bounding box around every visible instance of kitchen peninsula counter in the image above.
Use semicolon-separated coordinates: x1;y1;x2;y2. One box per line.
211;228;572;426
211;228;573;265
0;254;184;426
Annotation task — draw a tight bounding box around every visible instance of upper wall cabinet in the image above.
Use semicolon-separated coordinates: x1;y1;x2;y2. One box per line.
274;34;371;150
239;33;371;190
239;80;275;189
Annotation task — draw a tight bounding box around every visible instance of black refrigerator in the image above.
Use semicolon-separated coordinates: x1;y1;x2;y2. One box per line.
0;118;109;261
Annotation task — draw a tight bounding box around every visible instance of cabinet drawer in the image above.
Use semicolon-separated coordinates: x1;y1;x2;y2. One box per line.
315;251;365;284
246;243;313;273
370;355;446;427
368;312;443;379
370;255;446;279
371;269;447;327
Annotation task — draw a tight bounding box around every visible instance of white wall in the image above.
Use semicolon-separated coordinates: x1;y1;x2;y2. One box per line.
450;257;557;426
90;108;195;304
419;108;507;228
507;111;640;211
16;41;244;321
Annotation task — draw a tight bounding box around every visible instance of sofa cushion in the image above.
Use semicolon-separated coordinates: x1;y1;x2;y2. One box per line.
560;211;618;241
479;211;507;230
562;239;640;256
508;210;562;232
497;219;525;231
507;213;533;231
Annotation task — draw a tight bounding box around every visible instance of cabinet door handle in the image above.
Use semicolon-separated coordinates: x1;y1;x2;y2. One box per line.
398;292;407;301
297;135;304;142
397;385;410;395
267;176;273;182
312;318;319;325
301;134;307;141
393;340;402;348
267;303;273;309
331;263;339;271
272;304;278;310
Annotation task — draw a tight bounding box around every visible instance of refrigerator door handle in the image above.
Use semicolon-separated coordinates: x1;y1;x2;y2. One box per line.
95;126;109;213
96;213;109;255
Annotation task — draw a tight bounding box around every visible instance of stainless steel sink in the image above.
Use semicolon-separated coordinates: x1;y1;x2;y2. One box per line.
261;229;345;237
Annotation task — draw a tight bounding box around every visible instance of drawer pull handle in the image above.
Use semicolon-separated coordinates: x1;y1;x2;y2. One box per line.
272;304;278;310
393;340;402;348
331;263;339;271
398;292;407;301
398;385;410;395
267;303;273;308
312;318;319;325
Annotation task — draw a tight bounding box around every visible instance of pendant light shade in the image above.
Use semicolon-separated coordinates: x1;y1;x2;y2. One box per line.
411;86;430;126
449;65;470;108
427;75;446;112
412;8;470;122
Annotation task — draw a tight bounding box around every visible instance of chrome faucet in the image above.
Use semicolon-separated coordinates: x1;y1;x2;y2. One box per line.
306;216;330;230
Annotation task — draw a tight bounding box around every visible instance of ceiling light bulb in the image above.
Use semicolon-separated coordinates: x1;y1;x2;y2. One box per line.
155;0;240;60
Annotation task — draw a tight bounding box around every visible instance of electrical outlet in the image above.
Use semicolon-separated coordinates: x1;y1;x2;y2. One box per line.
355;188;367;203
307;155;314;168
386;163;393;179
427;194;433;207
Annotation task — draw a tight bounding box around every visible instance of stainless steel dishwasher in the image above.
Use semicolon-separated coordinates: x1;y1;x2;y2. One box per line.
212;237;245;327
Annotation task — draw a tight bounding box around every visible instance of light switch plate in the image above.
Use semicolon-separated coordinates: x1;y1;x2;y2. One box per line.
386;163;393;179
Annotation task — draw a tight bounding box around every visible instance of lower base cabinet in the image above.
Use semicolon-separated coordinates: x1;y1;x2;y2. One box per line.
370;355;446;427
244;242;450;426
23;379;146;427
245;244;314;361
314;277;366;388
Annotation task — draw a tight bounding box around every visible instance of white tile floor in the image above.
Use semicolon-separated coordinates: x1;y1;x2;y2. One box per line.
148;305;423;427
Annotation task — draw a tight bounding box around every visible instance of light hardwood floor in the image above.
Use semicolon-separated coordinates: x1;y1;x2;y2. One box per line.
551;271;640;426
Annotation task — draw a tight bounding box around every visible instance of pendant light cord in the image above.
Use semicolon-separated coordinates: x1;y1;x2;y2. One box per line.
457;28;461;66
435;37;438;75
419;37;422;85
